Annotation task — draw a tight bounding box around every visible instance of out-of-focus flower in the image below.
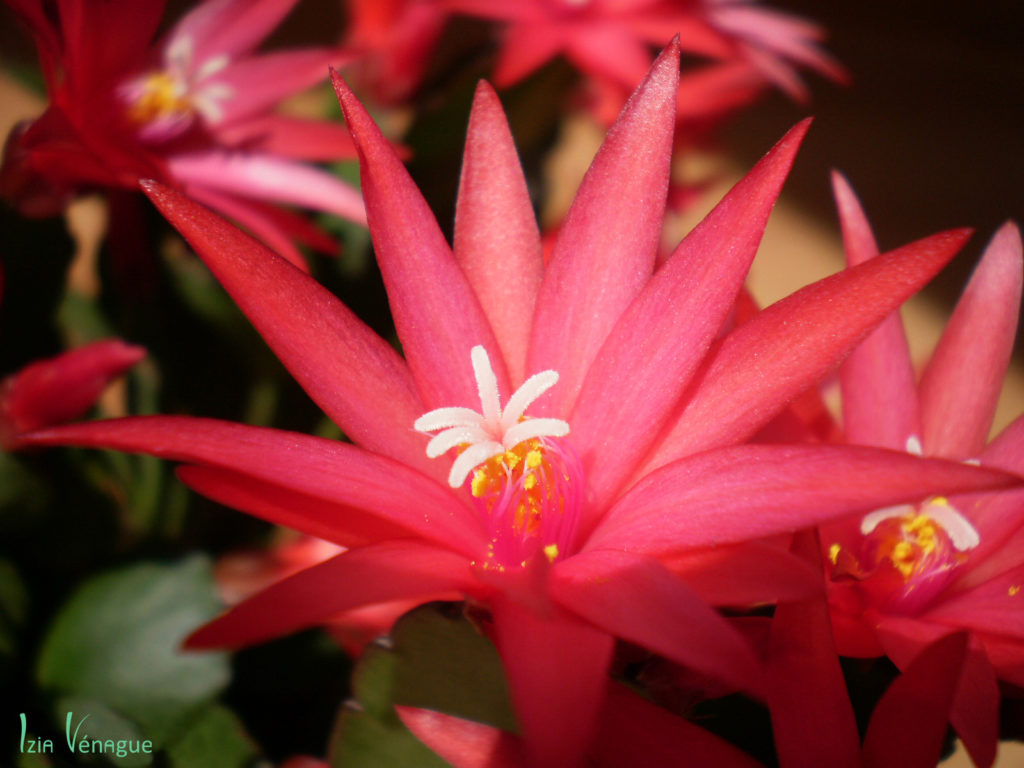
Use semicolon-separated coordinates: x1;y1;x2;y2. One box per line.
442;0;845;125
341;0;449;104
0;339;145;450
20;43;1016;767
1;0;365;268
822;173;1024;768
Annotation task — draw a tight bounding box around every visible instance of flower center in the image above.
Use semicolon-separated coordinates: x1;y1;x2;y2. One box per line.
126;71;195;128
415;346;582;568
829;497;979;614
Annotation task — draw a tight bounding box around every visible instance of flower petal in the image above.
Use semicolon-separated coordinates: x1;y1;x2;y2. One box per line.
140;180;437;476
169;0;297;62
454;82;543;387
570;119;809;516
832;171;920;450
526;40;679;418
920;221;1023;459
397;707;523;768
490;595;614;768
188;540;476;648
332;71;510;410
552;549;764;697
641;228;973;472
19;416;485;555
928;562;1024;639
591;444;1020;556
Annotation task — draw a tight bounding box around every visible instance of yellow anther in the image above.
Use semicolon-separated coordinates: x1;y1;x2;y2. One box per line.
129;72;192;124
523;473;537;490
526;450;543;469
543;544;559;562
1010;585;1021;597
931;497;949;506
504;451;521;469
828;543;841;564
471;469;490;498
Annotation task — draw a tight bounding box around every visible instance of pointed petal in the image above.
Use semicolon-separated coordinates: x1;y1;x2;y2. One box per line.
491;595;613;768
594;683;762;768
166;152;366;223
767;531;861;768
19;416;484;555
590;444;1020;556
552;549;764;697
397;708;523;768
920;222;1023;459
526;40;679;418
454;82;543;386
928;562;1024;638
862;632;968;768
332;71;510;410
492;23;566;87
188;541;476;648
217;115;358;162
176;465;409;548
563;22;654;90
832;171;920;449
570;120;809;516
642;228;973;470
140;181;439;475
170;0;298;62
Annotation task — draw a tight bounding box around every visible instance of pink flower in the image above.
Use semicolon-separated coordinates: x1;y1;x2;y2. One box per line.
1;0;365;268
19;43;1017;767
0;339;145;450
821;173;1024;768
443;0;845;124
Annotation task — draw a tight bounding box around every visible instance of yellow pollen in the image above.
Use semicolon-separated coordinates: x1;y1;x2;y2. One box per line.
523;473;537;490
1010;585;1021;597
471;469;490;498
543;544;559;562
129;71;192;124
891;541;916;578
504;451;521;469
828;543;841;564
526;450;543;469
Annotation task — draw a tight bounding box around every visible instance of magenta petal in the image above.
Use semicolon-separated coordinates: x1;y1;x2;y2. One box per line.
570;120;809;515
217;115;357;162
491;595;613;768
642;228;973;469
593;683;762;768
19;416;484;555
920;221;1023;459
927;562;1024;638
492;23;566;87
170;0;297;61
526;40;679;418
766;531;860;768
832;171;920;450
140;180;441;476
397;708;523;768
332;71;509;410
188;541;475;649
862;632;968;768
454;82;543;386
590;444;1019;556
177;465;410;549
552;549;763;697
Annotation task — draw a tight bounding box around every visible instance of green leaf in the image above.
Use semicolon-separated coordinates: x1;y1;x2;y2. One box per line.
37;557;230;747
328;603;517;767
165;704;259;768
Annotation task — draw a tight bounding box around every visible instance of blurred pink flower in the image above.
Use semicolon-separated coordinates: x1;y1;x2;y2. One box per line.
822;173;1024;768
20;43;1015;768
1;0;365;268
0;339;145;449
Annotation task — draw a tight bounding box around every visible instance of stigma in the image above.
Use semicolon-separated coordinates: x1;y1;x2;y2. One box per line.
415;346;581;566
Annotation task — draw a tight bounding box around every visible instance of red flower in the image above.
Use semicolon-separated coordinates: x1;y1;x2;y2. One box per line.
822;173;1024;768
19;44;1016;767
1;0;365;267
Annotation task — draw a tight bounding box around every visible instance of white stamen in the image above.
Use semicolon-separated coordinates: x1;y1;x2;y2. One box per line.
905;435;923;456
196;54;230;81
415;345;569;488
922;499;980;551
860;505;915;535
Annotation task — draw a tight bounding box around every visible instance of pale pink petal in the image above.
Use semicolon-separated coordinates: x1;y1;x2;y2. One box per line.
552;549;764;697
832;171;920;450
176;465;409;549
332;71;510;410
570;120;809;518
216;115;358;161
590;444;1019;556
166;151;366;223
527;40;679;419
169;0;298;63
920;222;1023;459
641;228;972;471
397;708;523;768
767;531;860;768
454;82;543;386
19;416;485;556
563;22;654;90
490;595;614;768
188;541;477;648
862;632;968;768
141;181;436;476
